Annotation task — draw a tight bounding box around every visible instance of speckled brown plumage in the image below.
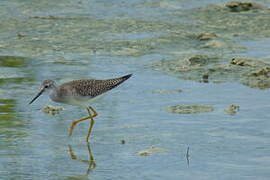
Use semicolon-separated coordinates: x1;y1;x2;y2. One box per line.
59;74;132;98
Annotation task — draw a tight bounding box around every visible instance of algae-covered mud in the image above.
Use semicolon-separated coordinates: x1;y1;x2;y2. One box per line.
137;146;167;156
152;1;270;89
165;104;214;114
1;0;270;180
152;56;270;89
225;104;240;115
42;105;64;115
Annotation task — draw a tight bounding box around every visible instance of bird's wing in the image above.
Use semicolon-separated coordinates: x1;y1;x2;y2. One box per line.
61;75;131;98
75;78;125;97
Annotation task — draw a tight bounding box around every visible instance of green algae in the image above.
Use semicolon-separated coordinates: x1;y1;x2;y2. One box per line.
3;1;268;62
30;15;85;20
152;56;270;89
184;1;270;39
0;77;33;85
0;0;269;60
2;16;188;57
197;32;218;41
225;104;240;115
0;98;28;141
225;1;266;12
0;56;27;68
165;104;214;114
42;105;64;115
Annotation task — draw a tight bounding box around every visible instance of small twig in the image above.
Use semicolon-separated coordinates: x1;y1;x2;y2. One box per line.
186;146;190;167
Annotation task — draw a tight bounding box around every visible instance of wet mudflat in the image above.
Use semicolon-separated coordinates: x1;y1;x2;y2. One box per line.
1;0;270;179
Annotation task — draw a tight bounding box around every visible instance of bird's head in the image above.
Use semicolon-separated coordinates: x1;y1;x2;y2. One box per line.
29;80;56;104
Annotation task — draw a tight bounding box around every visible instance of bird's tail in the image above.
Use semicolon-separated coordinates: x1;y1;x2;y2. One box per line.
120;74;132;81
101;74;132;93
113;74;132;87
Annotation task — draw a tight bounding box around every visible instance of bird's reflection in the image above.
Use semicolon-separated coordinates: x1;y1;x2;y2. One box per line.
68;143;96;175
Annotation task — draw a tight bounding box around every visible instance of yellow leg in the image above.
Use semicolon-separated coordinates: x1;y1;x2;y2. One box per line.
86;106;98;142
88;106;98;117
68;106;97;137
86;118;94;142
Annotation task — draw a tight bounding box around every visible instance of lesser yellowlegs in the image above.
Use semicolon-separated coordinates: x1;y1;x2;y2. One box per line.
29;74;132;142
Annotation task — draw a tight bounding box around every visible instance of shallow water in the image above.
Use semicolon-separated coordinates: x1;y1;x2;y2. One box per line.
1;0;270;179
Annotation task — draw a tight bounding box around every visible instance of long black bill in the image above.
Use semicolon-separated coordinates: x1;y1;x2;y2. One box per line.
29;88;45;104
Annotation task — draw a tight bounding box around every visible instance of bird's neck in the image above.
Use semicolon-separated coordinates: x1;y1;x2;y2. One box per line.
48;86;62;103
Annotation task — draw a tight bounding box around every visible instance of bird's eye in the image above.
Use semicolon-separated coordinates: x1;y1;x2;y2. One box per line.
44;85;49;88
